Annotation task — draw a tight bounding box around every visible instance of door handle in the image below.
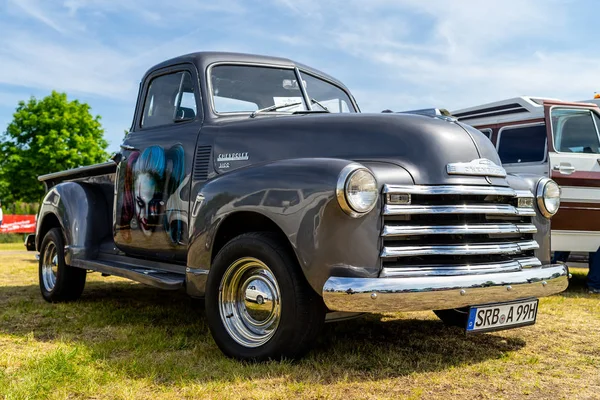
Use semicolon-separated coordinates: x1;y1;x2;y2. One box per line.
552;164;576;174
120;144;139;152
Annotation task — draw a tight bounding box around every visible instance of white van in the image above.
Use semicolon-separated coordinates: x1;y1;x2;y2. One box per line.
453;96;600;252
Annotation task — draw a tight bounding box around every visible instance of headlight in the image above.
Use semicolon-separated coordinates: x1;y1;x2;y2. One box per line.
536;178;561;218
336;164;378;217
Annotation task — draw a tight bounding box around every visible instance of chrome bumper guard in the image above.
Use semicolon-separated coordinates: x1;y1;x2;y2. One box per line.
322;264;568;313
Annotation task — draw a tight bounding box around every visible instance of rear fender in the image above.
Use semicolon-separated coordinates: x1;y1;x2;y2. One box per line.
36;182;111;263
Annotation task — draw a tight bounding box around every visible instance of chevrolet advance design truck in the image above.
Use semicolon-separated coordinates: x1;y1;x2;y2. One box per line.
34;52;568;360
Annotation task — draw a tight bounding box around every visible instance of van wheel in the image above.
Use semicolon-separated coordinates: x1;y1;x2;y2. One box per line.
434;308;469;328
205;232;325;361
39;228;87;302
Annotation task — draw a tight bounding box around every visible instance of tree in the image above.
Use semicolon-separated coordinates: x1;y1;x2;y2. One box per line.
0;91;109;203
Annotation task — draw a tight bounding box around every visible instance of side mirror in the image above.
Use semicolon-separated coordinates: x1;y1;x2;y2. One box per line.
174;107;196;122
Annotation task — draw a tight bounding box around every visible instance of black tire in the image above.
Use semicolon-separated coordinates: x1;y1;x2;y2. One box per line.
256;295;264;305
434;307;469;328
205;232;325;361
39;228;87;302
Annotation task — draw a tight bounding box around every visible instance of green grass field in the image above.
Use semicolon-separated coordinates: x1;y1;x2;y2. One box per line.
1;242;598;399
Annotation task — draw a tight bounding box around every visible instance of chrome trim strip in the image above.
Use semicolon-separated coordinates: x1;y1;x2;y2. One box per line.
384;204;536;216
383;184;517;196
517;257;542;268
515;224;538;233
380;260;523;277
515;190;535;198
381;240;539;258
380;257;543;278
322;264;569;313
381;223;537;237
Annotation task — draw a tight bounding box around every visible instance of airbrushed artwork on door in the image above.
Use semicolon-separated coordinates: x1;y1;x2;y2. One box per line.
119;144;188;245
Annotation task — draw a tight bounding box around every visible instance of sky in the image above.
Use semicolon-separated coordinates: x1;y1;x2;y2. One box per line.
0;0;598;152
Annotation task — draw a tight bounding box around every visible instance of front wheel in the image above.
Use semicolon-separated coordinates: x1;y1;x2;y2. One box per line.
433;307;469;328
205;232;325;361
39;228;87;302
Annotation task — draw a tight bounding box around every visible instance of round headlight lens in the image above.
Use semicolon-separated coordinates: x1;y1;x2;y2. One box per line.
537;179;560;218
345;169;378;213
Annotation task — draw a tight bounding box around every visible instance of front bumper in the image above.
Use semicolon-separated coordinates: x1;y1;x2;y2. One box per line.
322;264;569;313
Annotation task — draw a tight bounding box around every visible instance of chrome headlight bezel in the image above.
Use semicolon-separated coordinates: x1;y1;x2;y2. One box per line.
536;178;561;218
336;163;378;218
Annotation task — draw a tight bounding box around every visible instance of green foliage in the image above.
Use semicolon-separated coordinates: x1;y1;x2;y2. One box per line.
0;91;109;203
3;202;39;215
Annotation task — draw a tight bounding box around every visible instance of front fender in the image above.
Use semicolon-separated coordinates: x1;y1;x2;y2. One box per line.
187;158;411;294
36;182;111;263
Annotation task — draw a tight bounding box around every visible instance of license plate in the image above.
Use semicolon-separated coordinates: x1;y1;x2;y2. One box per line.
466;299;538;333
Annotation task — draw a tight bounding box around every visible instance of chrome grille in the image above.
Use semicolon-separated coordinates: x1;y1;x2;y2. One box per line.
381;185;539;278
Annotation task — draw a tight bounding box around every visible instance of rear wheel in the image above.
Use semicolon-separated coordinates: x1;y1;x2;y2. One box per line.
434;307;469;328
39;228;87;302
205;232;325;361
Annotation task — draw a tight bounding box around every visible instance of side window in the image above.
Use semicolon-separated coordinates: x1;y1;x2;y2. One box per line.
142;71;197;128
497;125;546;164
478;128;492;141
551;108;600;154
300;73;356;113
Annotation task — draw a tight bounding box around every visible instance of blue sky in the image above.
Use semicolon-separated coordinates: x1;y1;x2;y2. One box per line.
1;0;598;152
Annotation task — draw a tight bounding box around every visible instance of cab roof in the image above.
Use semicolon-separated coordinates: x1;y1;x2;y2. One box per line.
143;51;350;92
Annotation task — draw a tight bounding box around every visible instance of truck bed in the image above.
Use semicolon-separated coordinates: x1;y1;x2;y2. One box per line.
38;161;116;190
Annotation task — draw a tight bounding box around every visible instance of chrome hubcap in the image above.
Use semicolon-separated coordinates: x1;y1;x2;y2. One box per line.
42;242;58;292
219;257;281;348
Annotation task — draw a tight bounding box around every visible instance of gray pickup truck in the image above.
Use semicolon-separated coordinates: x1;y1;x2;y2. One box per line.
33;52;568;361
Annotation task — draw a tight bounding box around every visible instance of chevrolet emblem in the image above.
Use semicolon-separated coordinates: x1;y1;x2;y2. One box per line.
446;158;507;178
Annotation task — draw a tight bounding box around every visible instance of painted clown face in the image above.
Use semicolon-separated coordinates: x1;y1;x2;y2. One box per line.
134;173;162;236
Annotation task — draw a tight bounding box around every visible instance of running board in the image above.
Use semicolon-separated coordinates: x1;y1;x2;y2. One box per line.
70;258;185;290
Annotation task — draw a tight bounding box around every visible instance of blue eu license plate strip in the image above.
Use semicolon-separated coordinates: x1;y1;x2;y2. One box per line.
466;298;539;333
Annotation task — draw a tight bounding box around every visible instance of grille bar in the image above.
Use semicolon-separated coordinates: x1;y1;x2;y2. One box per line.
381;240;539;258
382;223;537;237
384;204;536;216
384;184;518;196
381;257;543;277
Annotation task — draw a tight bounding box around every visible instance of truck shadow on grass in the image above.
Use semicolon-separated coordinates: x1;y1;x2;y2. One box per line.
0;280;528;383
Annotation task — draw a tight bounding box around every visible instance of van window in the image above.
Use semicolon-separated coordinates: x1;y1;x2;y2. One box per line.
478;128;492;140
551;108;600;154
497;124;546;164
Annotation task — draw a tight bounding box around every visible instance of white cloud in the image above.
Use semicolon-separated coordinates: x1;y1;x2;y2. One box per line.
1;0;599;149
7;0;67;33
273;0;599;111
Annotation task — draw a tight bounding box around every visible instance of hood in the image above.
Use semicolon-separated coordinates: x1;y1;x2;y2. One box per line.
207;113;507;186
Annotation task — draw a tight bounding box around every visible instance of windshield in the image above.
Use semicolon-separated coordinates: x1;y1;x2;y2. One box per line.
551;108;600;154
210;64;356;114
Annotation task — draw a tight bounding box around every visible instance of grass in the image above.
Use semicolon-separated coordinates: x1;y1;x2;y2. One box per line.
0;243;599;399
0;242;26;251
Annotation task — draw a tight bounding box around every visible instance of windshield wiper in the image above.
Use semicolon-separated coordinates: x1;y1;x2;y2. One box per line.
310;98;330;112
250;102;303;118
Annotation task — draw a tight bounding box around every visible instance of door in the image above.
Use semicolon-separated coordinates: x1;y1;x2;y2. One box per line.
546;106;600;252
114;66;202;263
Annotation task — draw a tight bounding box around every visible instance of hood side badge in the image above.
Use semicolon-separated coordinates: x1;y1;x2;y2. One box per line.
447;158;507;178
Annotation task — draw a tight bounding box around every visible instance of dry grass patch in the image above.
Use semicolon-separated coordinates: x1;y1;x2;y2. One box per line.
0;245;599;399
